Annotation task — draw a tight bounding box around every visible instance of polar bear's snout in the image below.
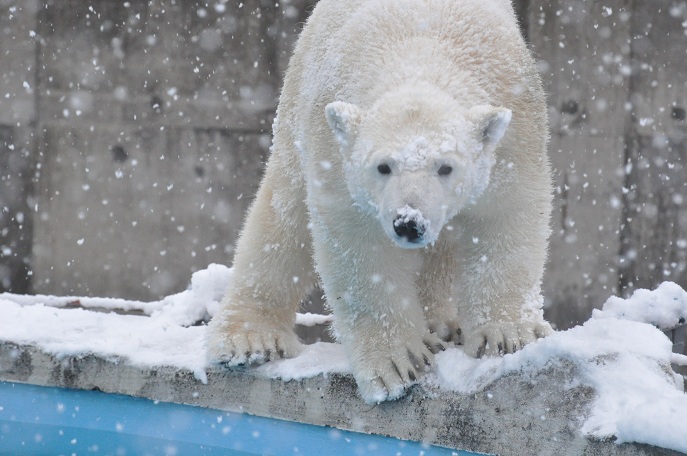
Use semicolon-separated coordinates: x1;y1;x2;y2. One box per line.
393;216;424;243
389;205;432;247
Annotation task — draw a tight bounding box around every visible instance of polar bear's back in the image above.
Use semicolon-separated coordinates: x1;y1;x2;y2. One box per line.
290;0;534;105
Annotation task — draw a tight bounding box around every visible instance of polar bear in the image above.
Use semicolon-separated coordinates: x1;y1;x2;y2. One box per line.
207;0;553;403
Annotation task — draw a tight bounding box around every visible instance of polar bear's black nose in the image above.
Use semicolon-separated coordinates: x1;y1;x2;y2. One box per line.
393;217;423;242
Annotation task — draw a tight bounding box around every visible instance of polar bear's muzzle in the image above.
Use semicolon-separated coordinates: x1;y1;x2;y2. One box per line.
393;216;424;243
389;205;433;248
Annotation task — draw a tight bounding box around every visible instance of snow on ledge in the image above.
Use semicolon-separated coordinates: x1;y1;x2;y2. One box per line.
593;281;687;330
1;265;686;454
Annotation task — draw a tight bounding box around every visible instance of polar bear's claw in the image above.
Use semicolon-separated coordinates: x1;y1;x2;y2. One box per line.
464;321;553;358
423;333;448;354
206;320;303;368
361;372;409;404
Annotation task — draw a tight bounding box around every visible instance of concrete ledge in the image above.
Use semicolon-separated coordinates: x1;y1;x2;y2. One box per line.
0;342;679;456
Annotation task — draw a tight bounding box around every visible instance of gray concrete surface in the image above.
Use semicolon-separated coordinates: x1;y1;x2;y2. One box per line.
0;341;680;456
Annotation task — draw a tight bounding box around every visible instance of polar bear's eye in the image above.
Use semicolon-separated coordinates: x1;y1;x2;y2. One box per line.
438;165;453;176
377;163;392;175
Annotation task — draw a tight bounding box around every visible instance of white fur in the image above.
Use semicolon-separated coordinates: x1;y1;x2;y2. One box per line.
206;0;553;403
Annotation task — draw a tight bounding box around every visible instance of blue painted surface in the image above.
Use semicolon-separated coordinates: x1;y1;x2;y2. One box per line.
0;381;478;455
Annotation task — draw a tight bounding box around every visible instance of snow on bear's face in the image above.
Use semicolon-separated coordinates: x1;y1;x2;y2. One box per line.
326;88;511;249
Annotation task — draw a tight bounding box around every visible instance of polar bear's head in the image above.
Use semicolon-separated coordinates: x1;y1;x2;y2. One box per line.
325;86;511;249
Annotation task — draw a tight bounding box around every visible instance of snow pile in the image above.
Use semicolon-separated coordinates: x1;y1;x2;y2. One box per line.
0;263;335;383
150;263;233;325
1;268;686;452
255;342;349;380
0;299;209;383
593;281;687;330
430;318;686;452
0;264;236;383
428;284;687;452
1;293;161;315
0;263;234;326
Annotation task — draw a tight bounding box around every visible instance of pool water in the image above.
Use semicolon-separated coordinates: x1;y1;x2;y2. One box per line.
0;381;479;455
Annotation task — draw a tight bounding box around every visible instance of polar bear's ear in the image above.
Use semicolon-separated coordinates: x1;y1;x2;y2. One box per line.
468;105;512;148
325;101;363;146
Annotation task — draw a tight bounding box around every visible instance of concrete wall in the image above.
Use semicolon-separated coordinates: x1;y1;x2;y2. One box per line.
1;0;316;300
1;0;687;328
526;0;687;328
0;0;36;294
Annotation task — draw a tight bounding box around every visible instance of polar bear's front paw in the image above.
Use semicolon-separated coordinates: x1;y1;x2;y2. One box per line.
355;333;445;403
206;319;302;367
464;320;552;358
428;318;463;344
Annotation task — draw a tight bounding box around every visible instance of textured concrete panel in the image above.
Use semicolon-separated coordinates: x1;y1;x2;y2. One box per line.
0;342;679;456
32;125;267;300
0;0;37;125
0;126;33;294
25;0;296;300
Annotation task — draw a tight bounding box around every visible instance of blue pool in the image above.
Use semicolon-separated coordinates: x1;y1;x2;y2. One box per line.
0;381;478;455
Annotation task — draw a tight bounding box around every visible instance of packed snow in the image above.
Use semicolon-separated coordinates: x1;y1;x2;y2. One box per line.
1;264;686;453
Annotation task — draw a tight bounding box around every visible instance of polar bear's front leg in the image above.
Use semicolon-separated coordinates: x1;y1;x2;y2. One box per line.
456;213;552;358
419;239;462;343
333;297;445;403
314;226;444;403
206;156;314;366
206;306;302;366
